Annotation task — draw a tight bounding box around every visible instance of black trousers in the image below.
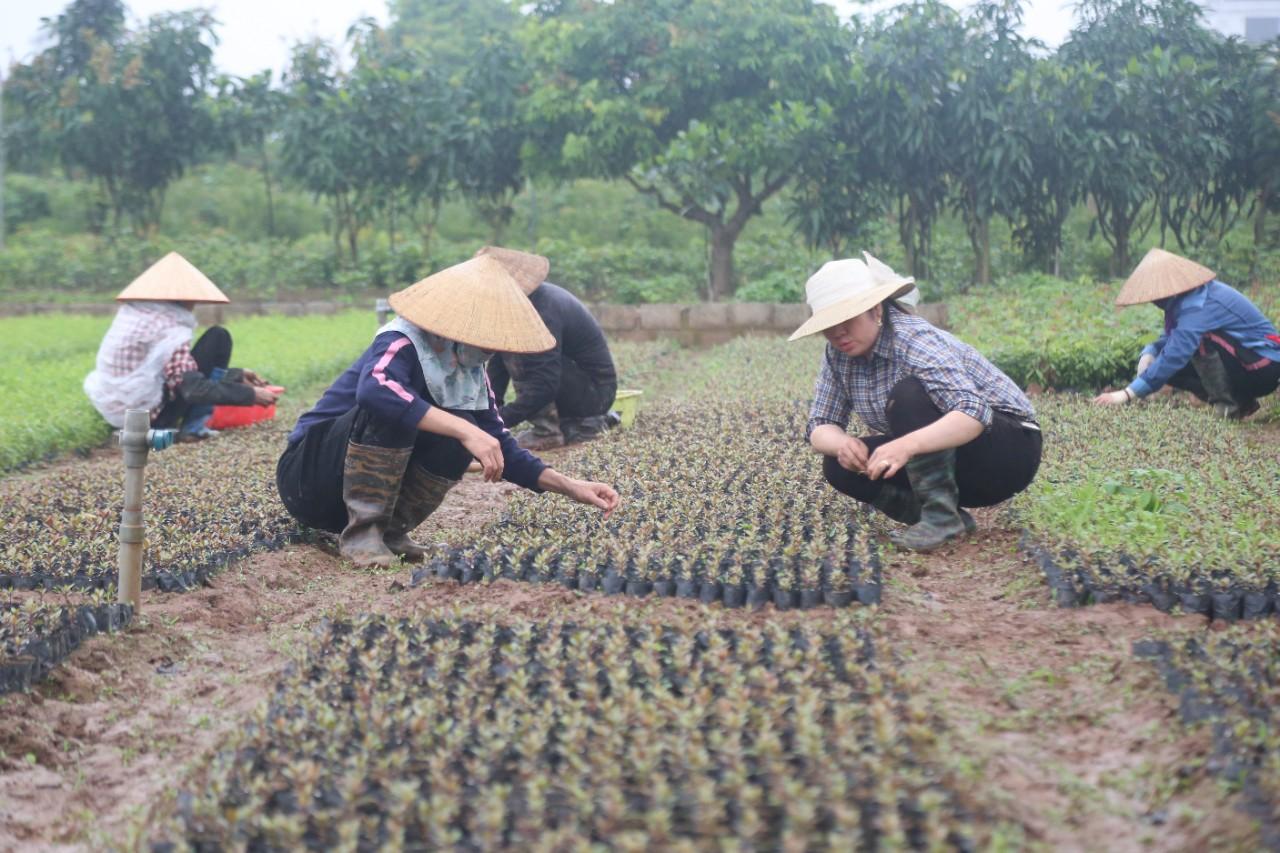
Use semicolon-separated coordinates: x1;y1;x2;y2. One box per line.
823;377;1043;508
153;327;233;429
556;359;617;419
276;405;474;533
1166;332;1280;405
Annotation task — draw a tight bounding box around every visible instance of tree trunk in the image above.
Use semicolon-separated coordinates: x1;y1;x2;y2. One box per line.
418;202;441;259
1111;211;1132;278
1256;182;1271;248
260;145;276;239
708;226;736;302
967;215;990;289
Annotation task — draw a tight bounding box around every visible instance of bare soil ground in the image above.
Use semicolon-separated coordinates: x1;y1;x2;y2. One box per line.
0;469;1266;851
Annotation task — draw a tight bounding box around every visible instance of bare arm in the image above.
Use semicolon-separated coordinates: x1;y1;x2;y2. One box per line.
537;468;620;518
416;407;505;482
810;423;870;473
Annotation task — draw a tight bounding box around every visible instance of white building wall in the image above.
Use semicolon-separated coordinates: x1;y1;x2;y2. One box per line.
1201;0;1280;41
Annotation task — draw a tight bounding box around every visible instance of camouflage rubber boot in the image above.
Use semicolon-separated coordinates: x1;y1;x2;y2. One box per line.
384;465;456;563
889;449;971;552
1190;351;1242;419
515;404;565;450
339;442;411;568
872;482;975;532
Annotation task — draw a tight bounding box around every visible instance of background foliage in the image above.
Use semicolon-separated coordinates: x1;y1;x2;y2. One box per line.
2;0;1277;304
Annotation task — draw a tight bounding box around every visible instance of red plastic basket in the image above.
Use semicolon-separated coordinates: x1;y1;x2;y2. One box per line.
207;385;284;430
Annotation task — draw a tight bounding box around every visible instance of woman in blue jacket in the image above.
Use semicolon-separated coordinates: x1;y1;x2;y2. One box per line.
277;256;620;568
1095;249;1280;419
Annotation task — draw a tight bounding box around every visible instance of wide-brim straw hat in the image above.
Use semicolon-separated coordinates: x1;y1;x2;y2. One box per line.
389;255;555;353
474;246;549;295
116;252;230;303
789;252;916;341
1115;248;1215;306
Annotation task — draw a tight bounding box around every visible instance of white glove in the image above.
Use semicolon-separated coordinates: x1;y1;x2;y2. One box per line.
1137;353;1155;375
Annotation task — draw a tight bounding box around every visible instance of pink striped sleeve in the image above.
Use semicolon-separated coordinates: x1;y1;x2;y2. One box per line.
371;336;415;403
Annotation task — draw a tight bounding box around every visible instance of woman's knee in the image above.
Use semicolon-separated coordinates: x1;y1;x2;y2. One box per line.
350;407;416;449
413;434;472;481
822;455;877;503
886;377;941;436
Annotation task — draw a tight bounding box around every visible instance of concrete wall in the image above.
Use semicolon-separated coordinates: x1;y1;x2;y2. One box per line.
1;299;950;342
586;302;949;344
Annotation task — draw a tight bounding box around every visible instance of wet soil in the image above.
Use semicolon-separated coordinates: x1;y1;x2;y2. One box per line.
0;473;1265;851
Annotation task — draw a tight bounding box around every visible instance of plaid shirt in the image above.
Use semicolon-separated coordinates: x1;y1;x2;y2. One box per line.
161;343;199;400
94;302;197;417
807;312;1035;437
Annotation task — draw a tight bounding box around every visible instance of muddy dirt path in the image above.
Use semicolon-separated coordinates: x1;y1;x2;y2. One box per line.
878;508;1254;852
0;486;1259;850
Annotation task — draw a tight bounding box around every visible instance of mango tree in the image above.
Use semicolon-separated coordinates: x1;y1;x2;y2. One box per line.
521;0;845;300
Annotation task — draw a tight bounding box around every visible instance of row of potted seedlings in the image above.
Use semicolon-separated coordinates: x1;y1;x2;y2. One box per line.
0;421;304;691
1016;398;1279;620
1134;625;1280;848
0;421;303;591
424;402;881;610
1025;539;1280;621
153;610;977;851
0;592;132;695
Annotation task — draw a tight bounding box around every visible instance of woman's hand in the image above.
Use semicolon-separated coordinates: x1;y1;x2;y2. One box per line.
241;369;269;387
835;436;869;473
1093;389;1131;407
537;469;620;517
252;386;280;406
866;437;915;480
462;428;504;482
564;479;621;518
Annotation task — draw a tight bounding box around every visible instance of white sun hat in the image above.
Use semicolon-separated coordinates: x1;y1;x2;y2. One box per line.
788;252;916;341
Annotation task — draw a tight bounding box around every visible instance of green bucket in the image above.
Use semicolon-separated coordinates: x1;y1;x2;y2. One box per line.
612;389;644;428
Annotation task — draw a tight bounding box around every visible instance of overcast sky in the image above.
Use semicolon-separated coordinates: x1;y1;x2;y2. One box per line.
2;0;1078;78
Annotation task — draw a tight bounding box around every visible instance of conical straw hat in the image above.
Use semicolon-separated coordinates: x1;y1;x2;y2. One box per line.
389;255;555;353
1115;248;1215;306
474;246;550;295
115;252;230;303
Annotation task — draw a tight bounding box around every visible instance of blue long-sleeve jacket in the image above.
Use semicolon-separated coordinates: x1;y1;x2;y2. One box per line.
1128;280;1280;398
288;331;547;491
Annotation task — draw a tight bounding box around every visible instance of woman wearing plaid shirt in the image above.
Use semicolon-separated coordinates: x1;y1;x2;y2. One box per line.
84;253;279;440
790;254;1041;551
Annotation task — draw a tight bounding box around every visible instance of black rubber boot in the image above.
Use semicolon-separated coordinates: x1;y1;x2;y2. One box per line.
514;404;564;450
561;415;608;445
1191;351;1244;419
889;450;970;552
339;442;411;568
384;465;455;563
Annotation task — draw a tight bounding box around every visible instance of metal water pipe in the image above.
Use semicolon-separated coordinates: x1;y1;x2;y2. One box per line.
117;409;175;609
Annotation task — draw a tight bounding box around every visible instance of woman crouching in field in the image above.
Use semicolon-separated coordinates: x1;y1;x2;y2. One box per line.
792;253;1042;552
276;256;620;568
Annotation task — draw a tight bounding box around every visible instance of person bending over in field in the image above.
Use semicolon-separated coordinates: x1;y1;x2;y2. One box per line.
479;246;619;450
1094;249;1280;419
276;256;620;569
792;253;1042;552
84;252;279;442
